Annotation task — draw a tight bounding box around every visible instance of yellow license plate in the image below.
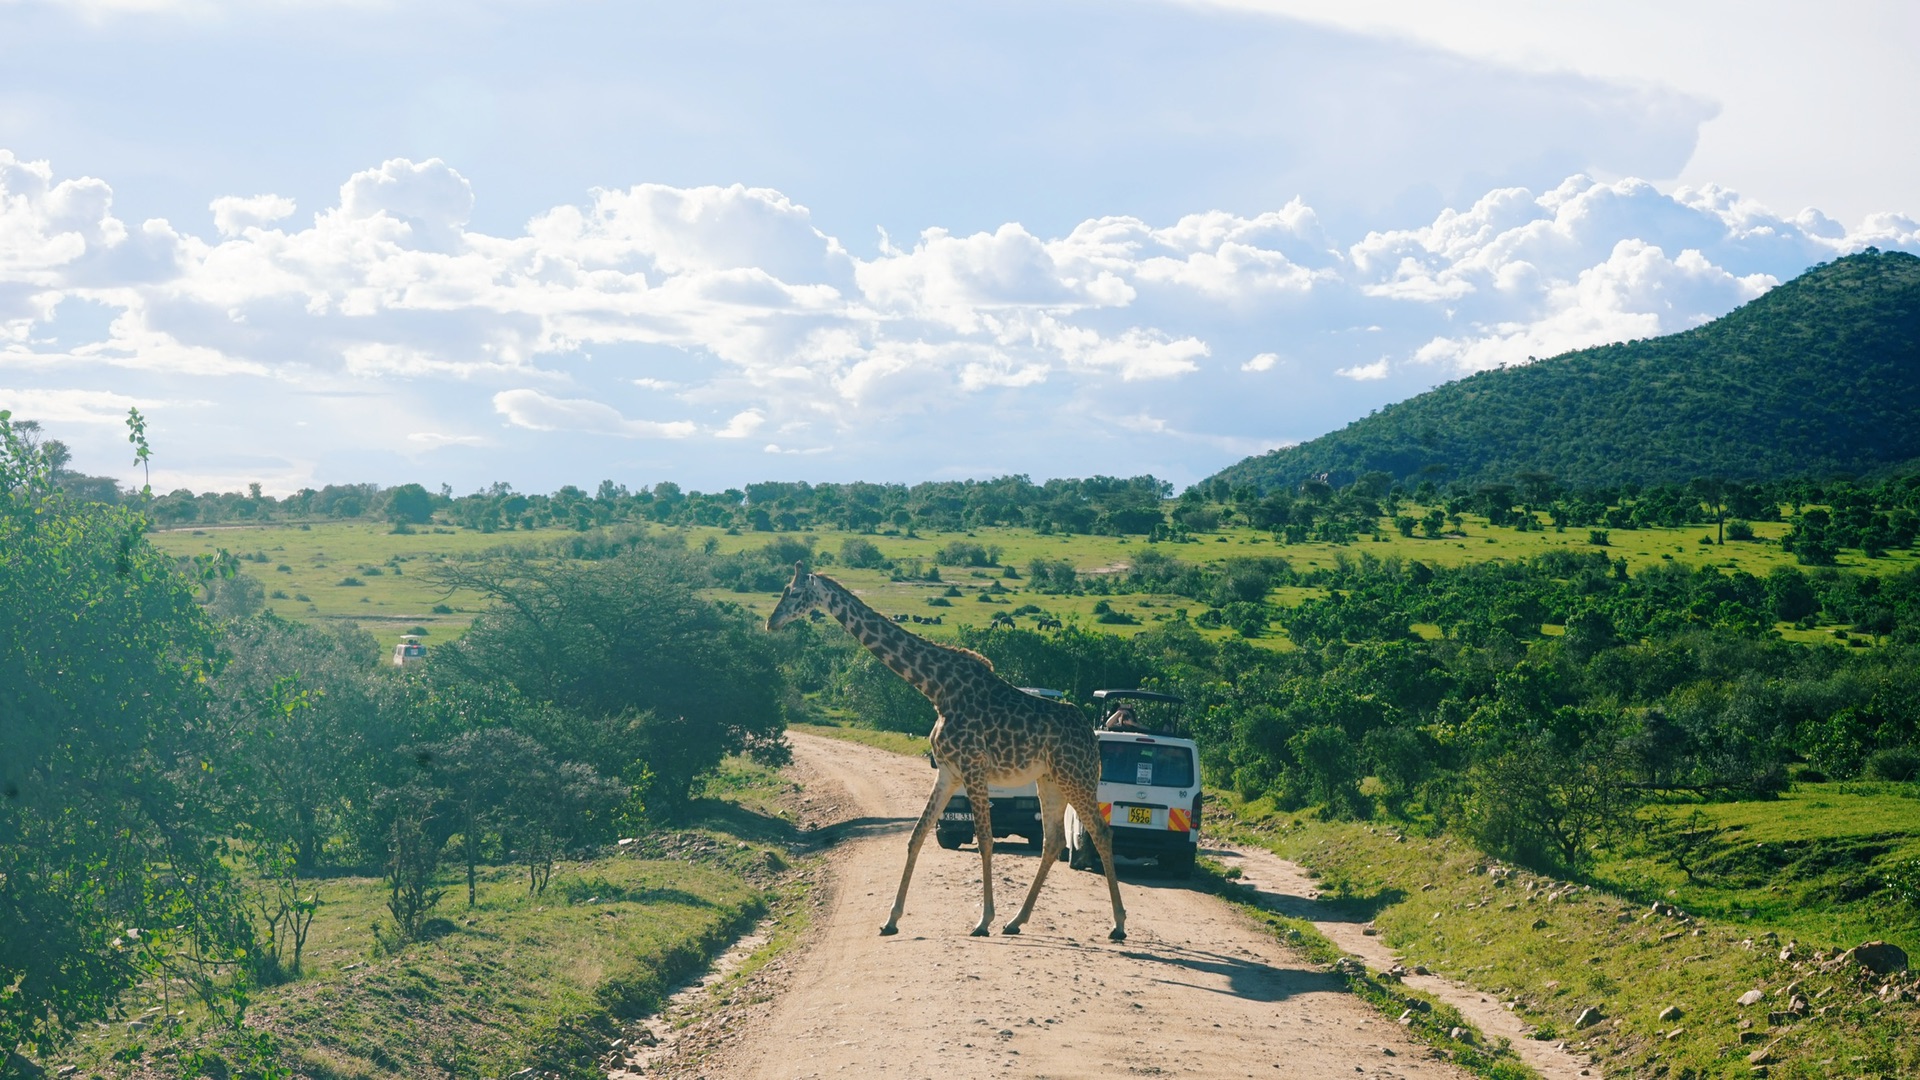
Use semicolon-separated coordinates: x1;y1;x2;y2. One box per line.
1126;806;1153;825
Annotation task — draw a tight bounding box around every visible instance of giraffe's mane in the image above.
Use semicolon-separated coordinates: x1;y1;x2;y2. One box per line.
936;642;995;671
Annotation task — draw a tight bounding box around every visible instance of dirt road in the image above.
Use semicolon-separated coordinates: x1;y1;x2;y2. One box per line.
640;734;1479;1079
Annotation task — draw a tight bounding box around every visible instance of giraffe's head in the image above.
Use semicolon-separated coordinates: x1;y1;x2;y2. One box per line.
767;561;823;631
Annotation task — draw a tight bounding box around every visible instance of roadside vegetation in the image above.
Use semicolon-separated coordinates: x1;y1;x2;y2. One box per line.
1220;798;1918;1079
9;404;1919;1079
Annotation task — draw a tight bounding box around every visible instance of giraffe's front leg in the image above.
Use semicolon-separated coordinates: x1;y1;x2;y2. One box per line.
1003;778;1066;935
966;779;997;936
884;770;961;936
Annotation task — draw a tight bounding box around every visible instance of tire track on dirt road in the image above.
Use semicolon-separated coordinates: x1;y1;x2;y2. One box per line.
647;733;1478;1080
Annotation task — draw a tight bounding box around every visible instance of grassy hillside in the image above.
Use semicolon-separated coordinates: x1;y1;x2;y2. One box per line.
1210;250;1920;492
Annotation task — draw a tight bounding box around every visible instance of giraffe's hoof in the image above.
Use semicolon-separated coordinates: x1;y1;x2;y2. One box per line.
1001;924;1021;936
1109;927;1127;942
970;926;990;937
879;924;899;936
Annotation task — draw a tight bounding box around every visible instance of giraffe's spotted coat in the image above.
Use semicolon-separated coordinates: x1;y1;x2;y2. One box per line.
768;563;1129;940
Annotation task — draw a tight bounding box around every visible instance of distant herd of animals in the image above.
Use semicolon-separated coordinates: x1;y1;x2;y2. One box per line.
881;611;1067;631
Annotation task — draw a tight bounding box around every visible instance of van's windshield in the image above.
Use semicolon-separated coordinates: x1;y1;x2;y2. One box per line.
1099;741;1195;788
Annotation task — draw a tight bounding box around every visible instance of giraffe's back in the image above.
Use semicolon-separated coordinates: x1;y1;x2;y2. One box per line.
931;681;1099;788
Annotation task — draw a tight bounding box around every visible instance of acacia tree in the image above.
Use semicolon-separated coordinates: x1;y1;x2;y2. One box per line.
430;546;789;815
1463;709;1642;872
214;617;398;869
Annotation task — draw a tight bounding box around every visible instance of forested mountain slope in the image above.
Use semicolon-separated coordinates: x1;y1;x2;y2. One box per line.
1211;250;1920;492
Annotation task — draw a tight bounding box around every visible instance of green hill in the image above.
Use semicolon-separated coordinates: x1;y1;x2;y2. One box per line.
1210;249;1920;492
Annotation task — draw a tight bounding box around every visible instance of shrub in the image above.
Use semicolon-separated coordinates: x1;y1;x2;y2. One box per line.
337;577;364;587
1725;519;1756;541
1463;718;1641;873
838;537;888;569
1863;747;1920;782
936;540;1001;567
431;603;454;614
1587;530;1610;547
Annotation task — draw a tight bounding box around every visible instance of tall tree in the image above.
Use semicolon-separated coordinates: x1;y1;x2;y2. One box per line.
1;412;252;1059
430;547;789;813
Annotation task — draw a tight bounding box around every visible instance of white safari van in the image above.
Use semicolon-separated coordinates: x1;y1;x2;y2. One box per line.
392;636;428;668
1063;690;1200;877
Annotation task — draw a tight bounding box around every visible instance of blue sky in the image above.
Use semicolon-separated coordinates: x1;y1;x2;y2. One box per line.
2;0;1917;495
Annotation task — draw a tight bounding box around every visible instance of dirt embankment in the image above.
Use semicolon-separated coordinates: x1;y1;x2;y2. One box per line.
635;734;1490;1080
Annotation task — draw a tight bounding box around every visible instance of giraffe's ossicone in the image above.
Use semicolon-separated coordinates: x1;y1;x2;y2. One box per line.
768;562;1128;941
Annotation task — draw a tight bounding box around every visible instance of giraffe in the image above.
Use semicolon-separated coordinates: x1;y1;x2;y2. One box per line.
768;563;1128;941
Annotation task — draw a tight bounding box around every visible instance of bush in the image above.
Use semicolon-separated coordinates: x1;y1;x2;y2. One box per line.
841;652;935;734
936;540;1001;567
839;537;888;569
1863;747;1920;782
1725;519;1755;541
1463;720;1641;873
1587;530;1610;547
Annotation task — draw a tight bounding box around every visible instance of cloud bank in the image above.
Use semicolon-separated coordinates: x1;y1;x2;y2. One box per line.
2;149;1916;493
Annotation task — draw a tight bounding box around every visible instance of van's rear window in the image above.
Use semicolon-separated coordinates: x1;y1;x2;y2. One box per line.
1100;742;1194;788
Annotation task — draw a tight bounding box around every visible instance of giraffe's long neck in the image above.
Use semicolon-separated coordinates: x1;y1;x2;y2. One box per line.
813;574;974;701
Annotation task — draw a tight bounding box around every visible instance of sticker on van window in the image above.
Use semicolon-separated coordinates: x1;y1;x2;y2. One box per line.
1136;762;1153;785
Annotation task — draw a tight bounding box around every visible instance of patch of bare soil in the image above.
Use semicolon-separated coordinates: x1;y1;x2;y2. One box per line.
635;734;1477;1080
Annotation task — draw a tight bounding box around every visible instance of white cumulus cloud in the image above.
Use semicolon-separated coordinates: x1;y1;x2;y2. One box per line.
1335;357;1390;381
492;388;695;439
209;194;296;237
5;150;1916;491
0;385;142;422
714;408;765;438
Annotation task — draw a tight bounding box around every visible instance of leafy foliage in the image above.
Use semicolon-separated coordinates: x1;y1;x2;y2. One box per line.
0;412;251;1058
430;544;789;814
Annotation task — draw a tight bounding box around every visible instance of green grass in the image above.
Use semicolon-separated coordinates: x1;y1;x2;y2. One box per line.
150;513;1920;654
1218;794;1920;1080
788;721;929;757
146;521;576;650
45;758;802;1080
1593;784;1920;954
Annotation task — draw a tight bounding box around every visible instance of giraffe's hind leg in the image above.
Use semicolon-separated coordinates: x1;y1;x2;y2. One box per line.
1062;783;1127;941
883;769;961;936
966;777;997;936
1002;777;1066;935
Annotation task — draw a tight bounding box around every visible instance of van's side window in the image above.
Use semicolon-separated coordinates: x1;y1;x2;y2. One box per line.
1099;742;1195;788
